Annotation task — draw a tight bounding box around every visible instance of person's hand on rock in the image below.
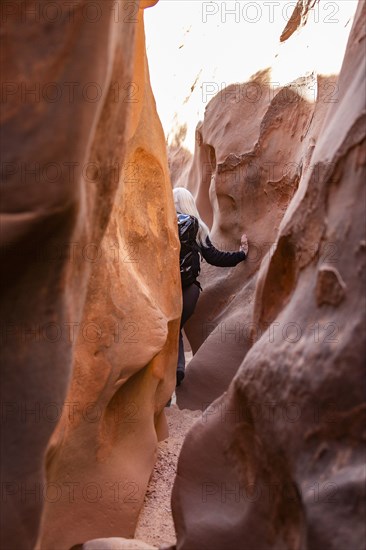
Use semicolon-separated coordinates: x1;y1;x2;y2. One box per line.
240;233;249;255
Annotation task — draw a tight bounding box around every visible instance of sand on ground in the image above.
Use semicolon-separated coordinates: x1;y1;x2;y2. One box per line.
135;400;201;547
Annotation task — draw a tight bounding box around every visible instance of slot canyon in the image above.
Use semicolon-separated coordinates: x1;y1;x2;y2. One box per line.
1;1;365;550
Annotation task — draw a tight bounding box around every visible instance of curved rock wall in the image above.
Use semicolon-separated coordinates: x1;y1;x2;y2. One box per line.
38;5;181;550
1;2;180;549
176;69;332;410
171;1;366;547
175;6;359;412
2;0;365;548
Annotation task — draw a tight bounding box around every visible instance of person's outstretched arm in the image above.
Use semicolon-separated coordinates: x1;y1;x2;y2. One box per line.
200;235;247;267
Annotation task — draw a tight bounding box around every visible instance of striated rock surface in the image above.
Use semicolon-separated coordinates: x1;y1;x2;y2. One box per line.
38;4;181;550
171;1;366;548
176;67;335;410
1;1;180;549
2;0;365;548
175;0;359;412
1;2;135;548
280;0;319;42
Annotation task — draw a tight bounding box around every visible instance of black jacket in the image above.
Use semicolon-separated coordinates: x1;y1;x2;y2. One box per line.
177;213;246;287
200;235;246;266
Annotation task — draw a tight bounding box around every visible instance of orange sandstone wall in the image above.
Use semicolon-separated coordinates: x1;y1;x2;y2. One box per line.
0;1;180;549
176;69;338;410
39;4;181;549
175;1;357;412
171;2;366;548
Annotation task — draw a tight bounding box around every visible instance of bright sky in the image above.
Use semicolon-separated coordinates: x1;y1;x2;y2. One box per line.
145;0;358;151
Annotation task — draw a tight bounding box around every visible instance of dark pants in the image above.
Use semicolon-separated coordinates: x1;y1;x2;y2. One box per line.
177;283;200;383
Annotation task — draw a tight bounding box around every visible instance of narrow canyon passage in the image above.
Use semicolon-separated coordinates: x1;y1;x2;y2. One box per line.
1;1;365;550
135;400;201;547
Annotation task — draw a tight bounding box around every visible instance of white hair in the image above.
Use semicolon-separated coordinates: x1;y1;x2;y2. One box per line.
173;187;210;245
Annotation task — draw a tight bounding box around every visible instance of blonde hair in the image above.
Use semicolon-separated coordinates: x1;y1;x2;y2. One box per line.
173;187;210;245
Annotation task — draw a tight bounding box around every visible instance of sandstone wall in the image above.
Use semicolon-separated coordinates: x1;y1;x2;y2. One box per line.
171;1;366;547
2;0;365;548
175;4;359;412
38;4;181;549
1;1;180;549
176;68;332;410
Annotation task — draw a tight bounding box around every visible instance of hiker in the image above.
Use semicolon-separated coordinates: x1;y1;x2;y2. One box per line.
174;187;248;386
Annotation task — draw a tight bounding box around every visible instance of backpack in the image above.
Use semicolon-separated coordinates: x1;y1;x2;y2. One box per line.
177;213;201;288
